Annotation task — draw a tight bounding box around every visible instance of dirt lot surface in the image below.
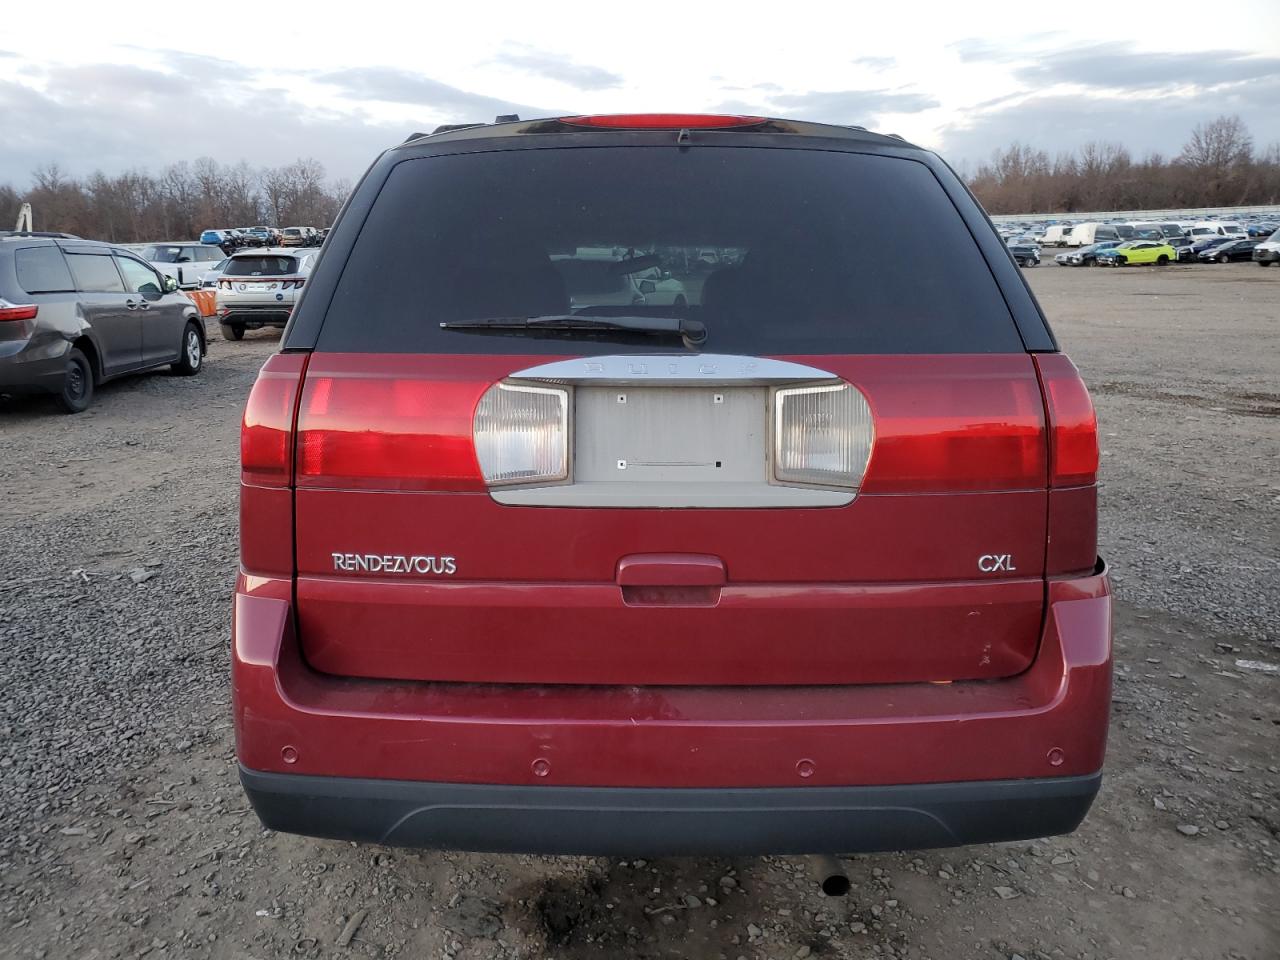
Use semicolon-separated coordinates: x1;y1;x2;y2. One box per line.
2;263;1277;960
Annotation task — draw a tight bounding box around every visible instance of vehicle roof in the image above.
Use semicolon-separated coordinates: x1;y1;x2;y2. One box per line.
228;246;307;257
395;114;923;153
0;236;156;255
0;230;81;240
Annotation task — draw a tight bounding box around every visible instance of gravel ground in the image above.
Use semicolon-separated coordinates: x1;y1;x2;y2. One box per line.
1;263;1277;960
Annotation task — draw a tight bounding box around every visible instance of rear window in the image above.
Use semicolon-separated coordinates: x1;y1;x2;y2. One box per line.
226;255;298;276
318;147;1022;354
14;246;75;294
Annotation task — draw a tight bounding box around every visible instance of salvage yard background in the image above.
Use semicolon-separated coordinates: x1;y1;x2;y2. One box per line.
1;262;1277;959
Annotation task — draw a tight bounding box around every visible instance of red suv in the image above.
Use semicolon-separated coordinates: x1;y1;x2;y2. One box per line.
233;115;1110;856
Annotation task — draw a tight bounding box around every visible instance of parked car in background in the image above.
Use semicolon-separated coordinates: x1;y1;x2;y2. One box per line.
1166;237;1197;263
280;227;308;247
1246;222;1277;238
1252;230;1280;266
1063;223;1120;247
1005;237;1040;267
1190;221;1246;239
0;237;204;412
1096;240;1176;266
1189;236;1233;257
198;258;229;288
246;226;280;247
1037;224;1073;246
233;113;1110;859
214;248;315;340
1129;222;1183;241
1054;241;1122;266
141;242;228;289
1199;239;1258;263
201;229;241;255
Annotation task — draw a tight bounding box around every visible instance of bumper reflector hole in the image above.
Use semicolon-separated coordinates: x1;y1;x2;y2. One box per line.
532;758;551;778
1047;747;1065;767
796;759;816;779
281;746;298;764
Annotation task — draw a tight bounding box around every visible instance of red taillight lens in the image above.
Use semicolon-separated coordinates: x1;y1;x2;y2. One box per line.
295;363;487;492
0;302;38;321
1034;354;1099;488
855;356;1048;494
241;353;308;488
559;113;765;129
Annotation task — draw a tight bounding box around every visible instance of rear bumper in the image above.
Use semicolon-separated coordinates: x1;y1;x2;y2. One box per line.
218;304;293;327
233;562;1111;852
241;765;1101;855
0;340;67;395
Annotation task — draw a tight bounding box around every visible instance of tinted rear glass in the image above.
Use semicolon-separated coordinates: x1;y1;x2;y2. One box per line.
318;147;1022;354
15;246;76;293
226;255;298;276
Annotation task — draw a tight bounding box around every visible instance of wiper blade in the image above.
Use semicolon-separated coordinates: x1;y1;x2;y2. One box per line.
440;314;707;346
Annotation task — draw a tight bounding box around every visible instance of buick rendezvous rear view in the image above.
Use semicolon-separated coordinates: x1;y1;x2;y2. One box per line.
233;114;1110;856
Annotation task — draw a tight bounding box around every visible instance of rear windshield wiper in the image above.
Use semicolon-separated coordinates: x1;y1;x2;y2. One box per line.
440;314;707;347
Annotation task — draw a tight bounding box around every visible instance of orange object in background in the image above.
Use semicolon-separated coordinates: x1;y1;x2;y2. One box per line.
185;289;217;317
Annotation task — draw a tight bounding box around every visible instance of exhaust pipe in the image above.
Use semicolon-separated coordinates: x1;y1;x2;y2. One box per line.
809;855;851;897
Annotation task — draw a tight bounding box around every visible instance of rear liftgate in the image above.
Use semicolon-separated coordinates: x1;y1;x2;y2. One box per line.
291;351;1052;686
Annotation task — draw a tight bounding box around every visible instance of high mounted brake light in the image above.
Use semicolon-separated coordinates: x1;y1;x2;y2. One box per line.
559;114;765;130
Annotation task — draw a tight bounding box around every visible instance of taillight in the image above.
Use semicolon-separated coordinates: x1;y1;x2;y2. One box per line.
772;383;874;489
1035;354;1099;487
473;382;569;485
295;368;488;492
241;353;308;487
0;301;38;322
559;113;765;129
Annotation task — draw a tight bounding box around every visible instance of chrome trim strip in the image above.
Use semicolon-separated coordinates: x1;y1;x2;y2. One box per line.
508;354;839;385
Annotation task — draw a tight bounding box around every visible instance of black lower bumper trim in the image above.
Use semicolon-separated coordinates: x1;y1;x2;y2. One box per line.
240;767;1102;856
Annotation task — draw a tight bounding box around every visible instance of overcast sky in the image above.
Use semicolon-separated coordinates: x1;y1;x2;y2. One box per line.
3;2;1278;187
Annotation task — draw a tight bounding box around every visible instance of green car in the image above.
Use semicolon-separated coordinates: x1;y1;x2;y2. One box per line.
1096;240;1177;267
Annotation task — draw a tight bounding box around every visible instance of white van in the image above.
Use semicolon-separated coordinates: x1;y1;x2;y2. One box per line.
1190;221;1246;238
1038;224;1074;246
1064;222;1122;247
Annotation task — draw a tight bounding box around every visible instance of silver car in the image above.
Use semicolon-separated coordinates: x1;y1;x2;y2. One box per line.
214;248;315;340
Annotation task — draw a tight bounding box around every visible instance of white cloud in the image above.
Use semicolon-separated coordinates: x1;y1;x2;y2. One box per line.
0;1;1277;183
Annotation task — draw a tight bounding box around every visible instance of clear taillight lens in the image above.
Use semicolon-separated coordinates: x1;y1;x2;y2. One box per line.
474;382;569;486
773;383;874;489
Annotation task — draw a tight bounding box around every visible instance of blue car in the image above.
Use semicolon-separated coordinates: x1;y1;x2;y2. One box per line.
200;229;226;245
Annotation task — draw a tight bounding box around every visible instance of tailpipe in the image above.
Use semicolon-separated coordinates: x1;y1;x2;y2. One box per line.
809;855;851;897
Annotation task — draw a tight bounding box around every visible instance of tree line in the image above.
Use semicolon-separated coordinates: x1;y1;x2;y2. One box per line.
966;116;1280;214
3;115;1279;237
0;158;350;242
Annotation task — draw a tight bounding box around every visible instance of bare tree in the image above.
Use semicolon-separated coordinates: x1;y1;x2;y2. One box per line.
1179;115;1253;171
